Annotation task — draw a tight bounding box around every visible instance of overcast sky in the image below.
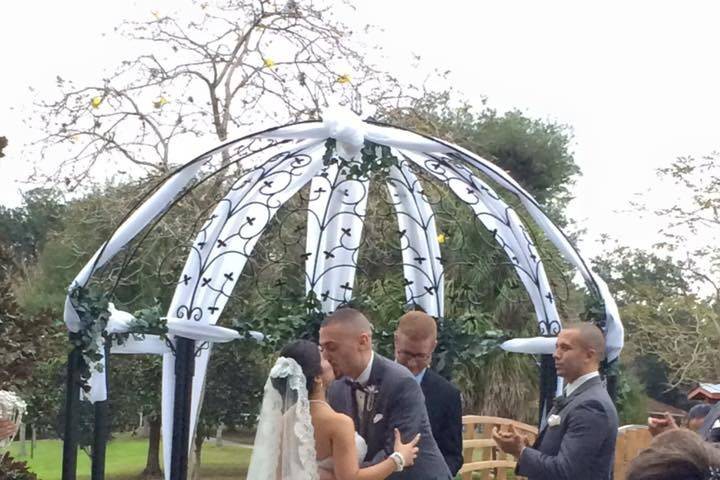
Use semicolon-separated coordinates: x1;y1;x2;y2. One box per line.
1;0;719;258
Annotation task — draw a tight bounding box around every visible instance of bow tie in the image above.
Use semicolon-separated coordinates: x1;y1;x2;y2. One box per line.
552;393;569;412
345;378;368;393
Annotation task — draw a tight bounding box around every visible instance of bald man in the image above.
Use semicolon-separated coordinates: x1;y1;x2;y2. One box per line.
320;308;452;479
394;311;463;476
493;323;619;480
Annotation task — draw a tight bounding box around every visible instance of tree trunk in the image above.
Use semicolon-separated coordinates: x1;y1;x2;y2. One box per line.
215;423;224;447
141;416;162;478
18;422;27;457
31;425;36;459
191;431;204;480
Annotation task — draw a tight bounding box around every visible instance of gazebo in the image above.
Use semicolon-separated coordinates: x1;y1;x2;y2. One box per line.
61;107;624;480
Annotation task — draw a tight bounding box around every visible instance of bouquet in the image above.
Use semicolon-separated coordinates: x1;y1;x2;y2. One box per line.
0;390;26;455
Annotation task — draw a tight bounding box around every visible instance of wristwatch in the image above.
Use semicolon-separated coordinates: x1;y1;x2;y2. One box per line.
390;451;405;472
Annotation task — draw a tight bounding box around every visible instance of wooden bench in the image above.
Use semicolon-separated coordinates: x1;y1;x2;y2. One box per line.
613;425;652;480
459;417;651;480
460;415;538;480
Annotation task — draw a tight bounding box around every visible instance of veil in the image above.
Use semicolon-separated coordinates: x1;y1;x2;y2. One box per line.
246;356;319;480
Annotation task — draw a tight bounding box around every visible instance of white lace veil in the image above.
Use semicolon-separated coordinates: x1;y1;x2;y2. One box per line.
247;356;319;480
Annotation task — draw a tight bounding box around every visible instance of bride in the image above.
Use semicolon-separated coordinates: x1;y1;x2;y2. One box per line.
247;339;420;479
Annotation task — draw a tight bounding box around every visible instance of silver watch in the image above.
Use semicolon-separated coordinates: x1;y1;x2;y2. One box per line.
390;451;405;472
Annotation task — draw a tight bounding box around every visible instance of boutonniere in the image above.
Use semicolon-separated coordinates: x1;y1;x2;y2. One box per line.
706;466;720;480
365;385;379;412
547;414;562;427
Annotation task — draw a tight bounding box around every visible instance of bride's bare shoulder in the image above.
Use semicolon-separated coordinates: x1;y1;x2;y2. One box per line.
313;406;354;440
328;411;354;437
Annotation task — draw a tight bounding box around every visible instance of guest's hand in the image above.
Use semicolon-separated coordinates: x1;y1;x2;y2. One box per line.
648;412;678;437
492;425;527;458
0;419;17;440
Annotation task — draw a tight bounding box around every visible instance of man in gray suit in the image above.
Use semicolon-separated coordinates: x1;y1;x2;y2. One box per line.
320;307;453;479
493;322;619;480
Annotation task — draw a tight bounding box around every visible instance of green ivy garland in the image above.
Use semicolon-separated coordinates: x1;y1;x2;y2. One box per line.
68;285;110;385
69;286;168;388
322;139;399;180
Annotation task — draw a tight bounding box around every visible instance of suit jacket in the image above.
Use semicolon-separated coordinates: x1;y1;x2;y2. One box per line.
517;376;619;480
701;402;720;443
327;353;452;479
420;368;463;476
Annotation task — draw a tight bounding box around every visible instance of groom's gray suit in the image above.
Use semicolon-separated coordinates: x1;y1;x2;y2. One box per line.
327;353;452;479
517;375;619;480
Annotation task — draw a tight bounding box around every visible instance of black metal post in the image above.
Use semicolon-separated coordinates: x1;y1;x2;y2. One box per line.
605;360;619;404
91;341;111;480
170;337;196;480
62;347;82;480
538;354;558;428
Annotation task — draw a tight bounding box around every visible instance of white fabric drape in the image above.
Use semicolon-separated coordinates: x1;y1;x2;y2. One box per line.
400;150;560;332
385;160;444;317
162;141;326;478
304;160;370;312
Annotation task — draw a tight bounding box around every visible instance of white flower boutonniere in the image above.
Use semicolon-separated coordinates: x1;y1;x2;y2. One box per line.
365;385;379;412
547;414;562;427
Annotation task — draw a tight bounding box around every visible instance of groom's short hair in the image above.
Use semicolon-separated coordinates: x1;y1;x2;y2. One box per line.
322;307;373;334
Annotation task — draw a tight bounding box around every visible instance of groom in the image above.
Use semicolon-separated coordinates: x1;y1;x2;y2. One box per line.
320;307;452;479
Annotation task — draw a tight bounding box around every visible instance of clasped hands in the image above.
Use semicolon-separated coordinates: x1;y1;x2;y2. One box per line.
492;424;530;458
647;412;678;437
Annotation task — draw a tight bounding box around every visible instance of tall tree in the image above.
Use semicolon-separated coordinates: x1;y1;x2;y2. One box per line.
29;0;403;189
379;91;580;225
651;154;720;302
594;246;720;389
0;188;65;270
607;154;720;389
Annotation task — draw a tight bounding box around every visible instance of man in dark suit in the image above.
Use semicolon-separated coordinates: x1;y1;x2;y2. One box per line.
394;311;463;476
700;402;720;443
321;308;452;479
493;322;619;480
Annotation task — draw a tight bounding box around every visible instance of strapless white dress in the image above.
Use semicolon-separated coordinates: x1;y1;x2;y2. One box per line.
317;432;368;472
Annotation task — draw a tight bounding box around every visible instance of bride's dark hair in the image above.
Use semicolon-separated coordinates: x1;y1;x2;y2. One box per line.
276;339;323;395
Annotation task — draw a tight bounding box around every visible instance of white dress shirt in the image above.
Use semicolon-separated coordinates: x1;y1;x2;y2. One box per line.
354;351;374;418
565;371;600;397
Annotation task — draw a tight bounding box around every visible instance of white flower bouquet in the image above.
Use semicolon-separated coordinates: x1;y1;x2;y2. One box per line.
0;390;27;454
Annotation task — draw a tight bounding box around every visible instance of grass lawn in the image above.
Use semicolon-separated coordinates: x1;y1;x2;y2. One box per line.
8;435;513;480
8;434;252;480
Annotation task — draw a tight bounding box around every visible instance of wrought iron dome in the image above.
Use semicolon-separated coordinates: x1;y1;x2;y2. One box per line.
62;107;623;480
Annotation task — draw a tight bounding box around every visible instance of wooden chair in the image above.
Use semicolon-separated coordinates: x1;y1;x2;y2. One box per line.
613;425;652;480
459;415;538;480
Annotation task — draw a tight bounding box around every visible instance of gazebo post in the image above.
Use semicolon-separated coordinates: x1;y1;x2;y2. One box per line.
605;361;619;404
170;337;196;480
61;346;83;480
91;341;111;480
538;354;558;427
